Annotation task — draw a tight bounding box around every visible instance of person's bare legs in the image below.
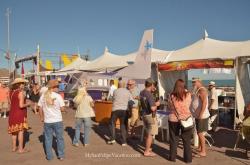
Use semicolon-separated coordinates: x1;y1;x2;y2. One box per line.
3;108;7;118
35;103;39;114
144;134;154;155
18;130;24;152
11;133;17;152
197;132;206;156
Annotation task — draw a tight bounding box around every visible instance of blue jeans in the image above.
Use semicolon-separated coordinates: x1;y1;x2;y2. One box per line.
44;122;65;160
109;110;128;144
73;117;92;145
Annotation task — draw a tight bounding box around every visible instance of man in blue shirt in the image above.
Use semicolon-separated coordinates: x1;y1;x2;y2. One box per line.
140;78;160;157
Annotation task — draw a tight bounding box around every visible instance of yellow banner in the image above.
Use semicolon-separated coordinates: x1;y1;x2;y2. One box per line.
61;54;71;66
45;60;53;70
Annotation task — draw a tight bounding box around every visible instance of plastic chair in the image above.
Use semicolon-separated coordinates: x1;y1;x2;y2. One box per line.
157;115;169;142
234;125;250;156
204;132;215;147
140;115;169;143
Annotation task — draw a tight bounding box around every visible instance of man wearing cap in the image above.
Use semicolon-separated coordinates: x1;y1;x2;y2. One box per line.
38;79;65;161
140;78;160;157
191;77;210;157
208;81;219;132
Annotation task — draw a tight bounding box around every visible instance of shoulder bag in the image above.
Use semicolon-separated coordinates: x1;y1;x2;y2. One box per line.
171;97;194;130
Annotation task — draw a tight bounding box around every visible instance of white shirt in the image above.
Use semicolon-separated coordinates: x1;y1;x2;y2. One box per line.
107;85;117;100
209;87;218;110
38;92;65;123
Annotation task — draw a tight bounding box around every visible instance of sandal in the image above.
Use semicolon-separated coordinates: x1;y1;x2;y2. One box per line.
144;152;156;157
17;149;30;154
193;153;206;158
12;148;17;152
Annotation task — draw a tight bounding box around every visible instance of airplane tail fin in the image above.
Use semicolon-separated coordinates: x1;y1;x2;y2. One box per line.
115;29;153;79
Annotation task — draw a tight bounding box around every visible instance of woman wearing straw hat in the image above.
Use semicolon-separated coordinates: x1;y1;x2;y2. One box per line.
8;78;31;153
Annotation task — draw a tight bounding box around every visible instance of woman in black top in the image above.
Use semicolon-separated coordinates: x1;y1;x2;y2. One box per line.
30;83;40;114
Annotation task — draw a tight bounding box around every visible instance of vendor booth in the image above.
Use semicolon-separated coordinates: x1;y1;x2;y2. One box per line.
157;34;250;129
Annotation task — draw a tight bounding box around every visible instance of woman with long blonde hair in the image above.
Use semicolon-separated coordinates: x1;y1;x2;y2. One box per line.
72;86;95;147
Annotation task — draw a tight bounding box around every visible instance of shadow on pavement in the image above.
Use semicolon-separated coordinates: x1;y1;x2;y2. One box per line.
38;134;59;157
92;123;113;143
65;126;75;143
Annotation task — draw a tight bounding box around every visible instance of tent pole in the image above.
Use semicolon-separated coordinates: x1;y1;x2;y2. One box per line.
233;58;237;130
156;63;165;99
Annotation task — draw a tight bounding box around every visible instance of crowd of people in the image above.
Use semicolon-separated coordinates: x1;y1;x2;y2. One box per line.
1;76;249;163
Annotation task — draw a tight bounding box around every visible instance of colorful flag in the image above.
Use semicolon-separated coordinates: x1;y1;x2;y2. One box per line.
45;60;53;70
61;54;71;66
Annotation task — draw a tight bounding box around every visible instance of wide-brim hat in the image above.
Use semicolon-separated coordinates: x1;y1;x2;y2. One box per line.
11;78;28;85
209;81;216;86
47;79;59;88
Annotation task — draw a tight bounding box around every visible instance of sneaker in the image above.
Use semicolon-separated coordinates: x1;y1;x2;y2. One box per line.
58;157;64;161
121;143;127;147
72;143;79;147
107;140;116;144
83;144;89;147
3;115;6;119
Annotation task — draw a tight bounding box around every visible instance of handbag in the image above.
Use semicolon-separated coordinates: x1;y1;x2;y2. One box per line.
180;116;194;130
171;97;194;130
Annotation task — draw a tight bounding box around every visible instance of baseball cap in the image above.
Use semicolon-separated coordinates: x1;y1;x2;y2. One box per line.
145;78;155;84
209;81;216;86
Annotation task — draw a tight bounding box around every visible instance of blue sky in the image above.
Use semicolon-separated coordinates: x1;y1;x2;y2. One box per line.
0;0;250;79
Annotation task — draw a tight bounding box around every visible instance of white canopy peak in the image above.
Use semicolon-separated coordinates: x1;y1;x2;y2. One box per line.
203;29;209;40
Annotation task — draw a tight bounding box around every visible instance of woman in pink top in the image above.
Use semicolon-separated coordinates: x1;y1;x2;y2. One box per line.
168;79;193;163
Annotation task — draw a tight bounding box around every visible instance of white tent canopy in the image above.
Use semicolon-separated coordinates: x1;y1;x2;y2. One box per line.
59;57;87;72
75;47;170;72
77;47;135;72
164;37;250;63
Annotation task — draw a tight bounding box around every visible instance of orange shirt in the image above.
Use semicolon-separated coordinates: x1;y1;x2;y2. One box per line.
0;87;9;102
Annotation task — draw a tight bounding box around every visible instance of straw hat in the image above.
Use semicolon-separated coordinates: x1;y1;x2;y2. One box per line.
11;78;28;85
192;77;201;82
47;79;59;88
209;81;216;86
